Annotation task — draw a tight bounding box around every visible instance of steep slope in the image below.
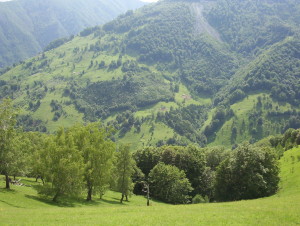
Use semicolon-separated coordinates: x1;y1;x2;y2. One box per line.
0;0;300;148
207;0;299;55
0;0;145;68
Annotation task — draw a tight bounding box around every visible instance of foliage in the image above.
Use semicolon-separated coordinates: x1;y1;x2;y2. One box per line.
38;129;84;202
0;99;19;189
133;147;161;177
204;106;234;141
215;143;280;201
270;128;300;153
67;72;174;120
44;36;74;52
70;123;116;201
134;145;208;198
215;38;300;106
158;104;208;144
207;0;297;55
192;194;208;204
0;0;300;150
149;162;193;204
114;144;136;203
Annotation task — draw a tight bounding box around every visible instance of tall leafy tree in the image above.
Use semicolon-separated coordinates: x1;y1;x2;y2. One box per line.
25;132;48;183
40;128;84;202
0;99;18;189
70;123;116;201
115;144;135;203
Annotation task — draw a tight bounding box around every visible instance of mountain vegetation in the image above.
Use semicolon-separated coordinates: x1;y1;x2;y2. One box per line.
1;0;300;222
0;98;284;204
0;0;299;149
1;132;300;225
0;0;145;68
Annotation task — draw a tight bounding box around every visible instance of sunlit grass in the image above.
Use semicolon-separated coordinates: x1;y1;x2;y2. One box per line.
1;147;299;225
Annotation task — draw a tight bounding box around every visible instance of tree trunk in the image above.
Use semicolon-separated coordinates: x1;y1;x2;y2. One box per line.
35;177;38;182
5;174;10;189
86;187;92;201
52;192;59;202
13;175;16;181
125;195;128;201
120;194;124;203
147;185;150;206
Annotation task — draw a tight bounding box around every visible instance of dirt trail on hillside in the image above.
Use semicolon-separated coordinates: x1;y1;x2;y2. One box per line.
190;2;222;42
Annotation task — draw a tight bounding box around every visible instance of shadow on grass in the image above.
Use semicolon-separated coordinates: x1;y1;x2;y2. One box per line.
100;198;124;205
25;192;118;208
0;188;17;194
25;194;77;207
0;199;24;208
0;188;23;208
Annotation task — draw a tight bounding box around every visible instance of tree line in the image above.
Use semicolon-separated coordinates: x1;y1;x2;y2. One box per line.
0;99;135;203
0;99;280;204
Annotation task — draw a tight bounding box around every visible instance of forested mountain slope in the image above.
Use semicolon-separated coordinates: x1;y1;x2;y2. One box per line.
0;0;145;68
1;0;300;149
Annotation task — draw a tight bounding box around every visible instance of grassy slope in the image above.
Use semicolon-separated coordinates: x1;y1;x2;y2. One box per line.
209;93;298;147
117;84;210;149
2;0;297;149
1;147;300;225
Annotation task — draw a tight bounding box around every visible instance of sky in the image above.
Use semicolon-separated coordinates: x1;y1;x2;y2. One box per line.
0;0;159;1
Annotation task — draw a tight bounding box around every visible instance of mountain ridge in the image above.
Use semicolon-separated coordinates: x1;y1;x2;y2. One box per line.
0;0;145;68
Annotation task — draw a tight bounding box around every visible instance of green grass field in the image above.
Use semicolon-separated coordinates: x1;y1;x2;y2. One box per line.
1;146;300;225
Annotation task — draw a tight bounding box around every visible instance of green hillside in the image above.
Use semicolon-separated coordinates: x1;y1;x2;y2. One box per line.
0;0;300;148
1;146;299;225
0;0;145;68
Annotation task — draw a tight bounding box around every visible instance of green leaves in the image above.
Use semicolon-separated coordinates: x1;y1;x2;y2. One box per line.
0;99;19;189
70;123;116;201
37;123;116;202
214;143;280;201
114;144;136;202
39;128;84;201
149;162;193;204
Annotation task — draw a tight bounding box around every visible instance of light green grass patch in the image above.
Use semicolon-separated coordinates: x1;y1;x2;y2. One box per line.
134;102;179;118
118;121;175;150
175;84;211;106
1;147;300;225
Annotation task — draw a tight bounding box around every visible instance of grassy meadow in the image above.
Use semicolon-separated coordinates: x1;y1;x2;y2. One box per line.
1;146;300;225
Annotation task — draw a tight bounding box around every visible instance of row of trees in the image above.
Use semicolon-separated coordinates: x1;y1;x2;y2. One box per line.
0;99;136;203
1;99;280;204
134;144;280;204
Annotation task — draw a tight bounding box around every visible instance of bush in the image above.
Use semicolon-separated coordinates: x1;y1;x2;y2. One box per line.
149;163;193;204
214;143;280;201
192;194;209;204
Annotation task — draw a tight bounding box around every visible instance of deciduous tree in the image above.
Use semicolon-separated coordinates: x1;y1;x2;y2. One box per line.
0;99;18;189
115;144;135;203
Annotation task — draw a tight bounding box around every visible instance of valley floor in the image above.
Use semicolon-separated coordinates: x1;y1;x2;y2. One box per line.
1;147;300;225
